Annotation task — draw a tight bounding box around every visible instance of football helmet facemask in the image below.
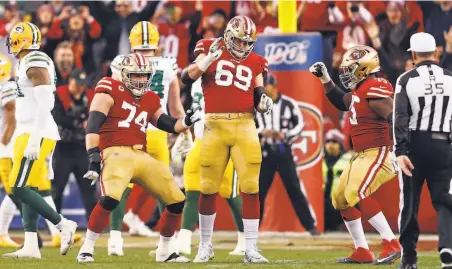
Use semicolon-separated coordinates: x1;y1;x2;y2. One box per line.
224;16;257;61
6;22;41;56
121;53;153;97
338;45;380;89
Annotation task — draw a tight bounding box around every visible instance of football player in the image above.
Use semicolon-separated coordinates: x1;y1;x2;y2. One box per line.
180;15;272;263
309;45;401;265
3;22;77;259
0;55;20;248
176;78;245;256
76;53;201;263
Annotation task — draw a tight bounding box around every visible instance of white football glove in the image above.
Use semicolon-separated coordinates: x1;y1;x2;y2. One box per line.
182;105;203;128
171;132;194;166
258;94;273;114
309;62;331;84
389;151;400;173
197;37;225;72
24;136;41;160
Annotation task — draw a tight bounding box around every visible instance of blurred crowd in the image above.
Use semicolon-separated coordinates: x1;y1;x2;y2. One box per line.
0;0;451;231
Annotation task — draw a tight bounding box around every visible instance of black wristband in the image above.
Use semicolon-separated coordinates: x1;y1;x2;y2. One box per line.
156;114;177;133
87;147;101;163
254;86;265;109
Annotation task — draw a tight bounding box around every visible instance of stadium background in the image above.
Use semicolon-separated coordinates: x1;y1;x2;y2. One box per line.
0;0;448;234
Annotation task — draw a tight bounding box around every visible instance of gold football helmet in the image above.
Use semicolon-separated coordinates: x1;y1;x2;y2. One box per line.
121;53;153;97
6;22;41;56
224;15;257;61
129;21;159;51
0;54;12;83
339;45;380;89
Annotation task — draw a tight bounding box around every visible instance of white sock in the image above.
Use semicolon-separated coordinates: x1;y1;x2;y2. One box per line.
110;230;122;239
368;212;395;241
199;213;215;245
0;195;16;235
23;231;39;250
243;219;259;251
43;196;59;236
344;218;369;249
80;229;99;254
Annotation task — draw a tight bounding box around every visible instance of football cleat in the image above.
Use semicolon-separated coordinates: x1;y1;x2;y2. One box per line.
193;243;214;263
134;220;159;237
336;247;375;264
108;236;124;256
176;229;192;255
156;236;190;263
244;248;268;263
373;239;401;265
76;252;94;263
0;235;19;248
51;233;82;248
229;232;245;256
59;218;78;255
3;248;41;259
440;248;452;268
398;262;418;269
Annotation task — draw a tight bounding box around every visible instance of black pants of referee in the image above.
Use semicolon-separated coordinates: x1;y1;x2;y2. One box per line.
51;142;98;221
259;144;316;231
400;131;452;264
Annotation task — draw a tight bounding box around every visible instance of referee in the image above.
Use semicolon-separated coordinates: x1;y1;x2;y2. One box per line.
394;32;452;269
255;73;319;236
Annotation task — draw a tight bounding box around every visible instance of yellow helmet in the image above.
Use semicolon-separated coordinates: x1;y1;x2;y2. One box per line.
338;45;380;89
129;21;159;51
6;22;41;56
0;54;12;83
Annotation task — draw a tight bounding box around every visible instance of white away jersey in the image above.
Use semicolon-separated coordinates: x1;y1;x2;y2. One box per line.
147;56;178;131
191;78;206;139
0;81;17;157
14;51;59;140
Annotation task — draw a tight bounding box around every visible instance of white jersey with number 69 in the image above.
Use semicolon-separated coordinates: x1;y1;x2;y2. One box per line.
14;51;60;140
146;56;178;131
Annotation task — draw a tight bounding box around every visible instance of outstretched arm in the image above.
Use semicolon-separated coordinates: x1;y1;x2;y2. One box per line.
309;62;351;111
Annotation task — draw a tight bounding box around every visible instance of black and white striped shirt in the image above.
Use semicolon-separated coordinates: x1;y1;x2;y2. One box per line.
255;93;303;147
394;60;452;156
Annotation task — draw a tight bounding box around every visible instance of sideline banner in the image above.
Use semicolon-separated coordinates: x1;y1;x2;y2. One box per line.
253;33;325;232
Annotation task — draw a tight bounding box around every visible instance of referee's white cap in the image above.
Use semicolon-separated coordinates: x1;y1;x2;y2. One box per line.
407;32;436;52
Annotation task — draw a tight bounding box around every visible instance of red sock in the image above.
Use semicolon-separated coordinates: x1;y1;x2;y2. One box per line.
160;209;181;237
358;197;381;220
88;203;112;233
130;185;148;215
241;192;259;219
340;207;361;221
199;193;217;215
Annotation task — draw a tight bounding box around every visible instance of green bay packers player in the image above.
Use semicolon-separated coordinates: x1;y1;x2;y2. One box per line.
176;78;245;256
3;22;77;259
0;55;20;248
108;21;193;255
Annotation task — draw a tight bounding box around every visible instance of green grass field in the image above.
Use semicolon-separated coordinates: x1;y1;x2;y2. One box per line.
0;232;443;269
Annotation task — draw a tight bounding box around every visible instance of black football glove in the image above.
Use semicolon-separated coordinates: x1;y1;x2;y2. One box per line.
83;147;101;185
183;105;203;128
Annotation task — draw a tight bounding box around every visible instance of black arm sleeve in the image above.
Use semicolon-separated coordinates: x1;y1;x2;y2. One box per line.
254;86;265;109
387;112;393;140
86;111;107;134
156;113;178;134
394;76;411;156
326;84;348;111
181;68;196;85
